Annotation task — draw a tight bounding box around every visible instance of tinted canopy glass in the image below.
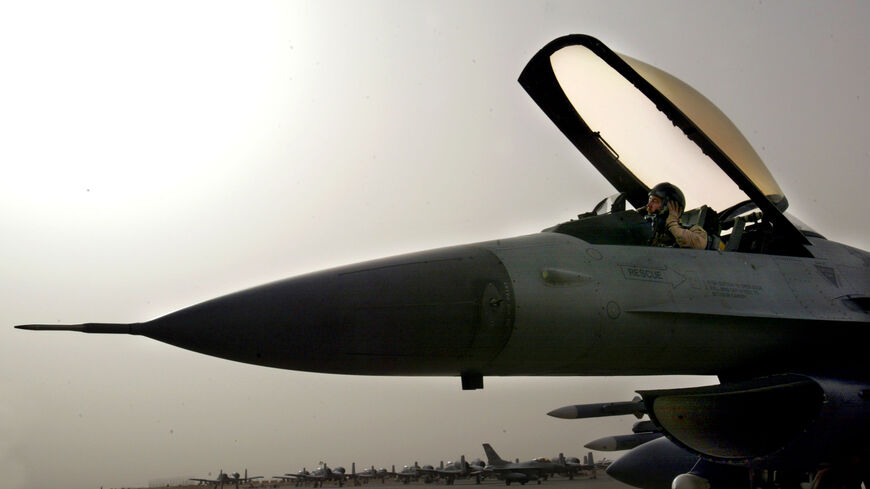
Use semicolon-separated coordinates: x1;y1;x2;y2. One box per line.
548;44;783;212
520;35;786;211
519;35;808;247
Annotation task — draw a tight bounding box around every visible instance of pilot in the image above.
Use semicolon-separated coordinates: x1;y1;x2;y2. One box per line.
642;182;708;249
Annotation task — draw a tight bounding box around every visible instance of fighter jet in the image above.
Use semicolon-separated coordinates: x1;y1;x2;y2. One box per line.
190;469;262;489
279;464;345;488
272;468;311;486
348;464;389;485
392;463;428;484
322;465;348;487
420;456;483;485
481;443;562;485
15;34;870;489
554;455;580;480
554;453;595;480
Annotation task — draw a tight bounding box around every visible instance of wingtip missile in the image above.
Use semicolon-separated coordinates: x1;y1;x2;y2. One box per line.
547;398;645;419
547;405;581;419
584;432;664;451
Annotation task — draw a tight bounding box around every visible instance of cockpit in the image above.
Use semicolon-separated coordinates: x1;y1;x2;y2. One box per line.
520;35;820;259
543;192;820;257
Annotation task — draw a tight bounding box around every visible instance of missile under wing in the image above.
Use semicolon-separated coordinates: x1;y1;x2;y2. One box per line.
15;34;870;488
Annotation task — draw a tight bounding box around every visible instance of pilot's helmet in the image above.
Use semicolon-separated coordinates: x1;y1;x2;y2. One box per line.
648;182;685;213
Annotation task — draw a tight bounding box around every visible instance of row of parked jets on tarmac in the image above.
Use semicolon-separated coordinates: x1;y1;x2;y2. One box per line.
191;443;613;489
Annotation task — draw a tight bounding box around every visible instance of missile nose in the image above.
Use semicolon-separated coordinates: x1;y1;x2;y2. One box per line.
140;244;515;375
547;398;645;419
583;437;616;451
547;406;579;419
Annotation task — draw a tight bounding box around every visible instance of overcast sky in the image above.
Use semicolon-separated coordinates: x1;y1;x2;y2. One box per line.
2;2;869;489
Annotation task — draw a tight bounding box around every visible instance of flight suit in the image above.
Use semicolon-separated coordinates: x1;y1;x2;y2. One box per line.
665;218;708;249
641;208;709;250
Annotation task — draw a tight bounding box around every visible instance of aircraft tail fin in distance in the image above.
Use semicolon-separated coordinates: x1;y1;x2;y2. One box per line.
482;443;508;465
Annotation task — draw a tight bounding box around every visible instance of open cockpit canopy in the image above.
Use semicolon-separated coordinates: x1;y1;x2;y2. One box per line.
520;35;810;250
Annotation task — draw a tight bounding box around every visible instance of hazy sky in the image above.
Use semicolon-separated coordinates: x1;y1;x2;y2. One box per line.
2;2;869;489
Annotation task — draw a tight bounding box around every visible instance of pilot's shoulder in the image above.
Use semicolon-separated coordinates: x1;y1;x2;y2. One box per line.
688;224;707;236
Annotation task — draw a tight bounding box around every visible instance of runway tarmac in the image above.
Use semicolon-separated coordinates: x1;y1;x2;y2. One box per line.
160;474;633;489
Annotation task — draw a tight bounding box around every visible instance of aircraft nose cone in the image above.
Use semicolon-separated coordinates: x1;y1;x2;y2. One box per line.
140;244;514;375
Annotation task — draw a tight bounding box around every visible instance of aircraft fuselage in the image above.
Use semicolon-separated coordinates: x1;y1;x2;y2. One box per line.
79;231;868;380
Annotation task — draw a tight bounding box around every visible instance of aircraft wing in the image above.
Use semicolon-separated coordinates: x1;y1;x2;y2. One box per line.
488;467;549;481
553;373;870;489
280;473;310;481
